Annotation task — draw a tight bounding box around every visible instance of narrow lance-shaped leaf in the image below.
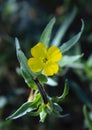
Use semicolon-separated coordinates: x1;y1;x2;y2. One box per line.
15;38;34;77
15;38;37;90
6;94;41;120
57;79;69;102
70;81;92;109
29;105;43;117
40;107;47;122
29;103;50;122
51;7;77;46
53;103;63;113
46;77;58;87
60;19;84;53
52;103;69;118
83;105;92;130
58;54;83;67
52;79;69;102
7;102;35;120
40;17;56;47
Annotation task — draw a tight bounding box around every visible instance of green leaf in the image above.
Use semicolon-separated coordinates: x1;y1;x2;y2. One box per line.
7;102;36;120
52;79;69;102
58;54;83;67
29;105;43;117
40;109;47;122
70;81;92;109
37;74;47;84
51;103;69;118
6;94;41;120
53;103;63;112
60;19;84;53
86;55;92;68
57;79;69;102
29;103;48;121
51;7;77;46
15;38;34;77
15;38;37;90
63;63;84;69
83;105;92;130
40;17;56;47
46;77;58;87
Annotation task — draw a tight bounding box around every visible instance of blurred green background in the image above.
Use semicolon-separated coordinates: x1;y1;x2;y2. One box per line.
0;0;92;130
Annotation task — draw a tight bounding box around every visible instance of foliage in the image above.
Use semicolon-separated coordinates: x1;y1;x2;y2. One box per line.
83;105;92;130
0;0;92;129
6;13;84;122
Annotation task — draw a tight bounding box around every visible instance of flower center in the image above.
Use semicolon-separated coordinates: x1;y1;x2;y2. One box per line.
43;58;48;64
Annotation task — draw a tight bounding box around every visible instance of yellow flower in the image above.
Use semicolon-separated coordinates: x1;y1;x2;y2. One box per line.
27;43;62;76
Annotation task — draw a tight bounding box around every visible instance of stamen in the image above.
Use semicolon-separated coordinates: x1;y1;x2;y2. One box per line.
43;58;48;63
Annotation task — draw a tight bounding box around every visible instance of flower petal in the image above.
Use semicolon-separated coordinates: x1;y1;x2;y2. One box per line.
28;58;43;72
47;46;62;62
43;62;59;76
31;43;47;58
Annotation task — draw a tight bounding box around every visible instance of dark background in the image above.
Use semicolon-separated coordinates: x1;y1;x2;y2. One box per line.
0;0;92;130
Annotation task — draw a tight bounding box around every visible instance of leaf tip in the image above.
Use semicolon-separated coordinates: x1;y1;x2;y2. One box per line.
15;37;21;50
81;19;84;32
